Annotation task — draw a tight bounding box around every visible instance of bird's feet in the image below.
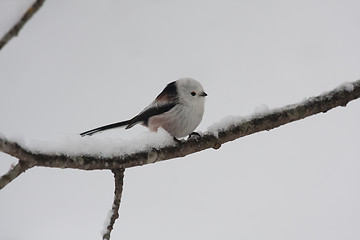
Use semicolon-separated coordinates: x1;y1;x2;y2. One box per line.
188;132;201;140
173;132;201;143
173;137;183;144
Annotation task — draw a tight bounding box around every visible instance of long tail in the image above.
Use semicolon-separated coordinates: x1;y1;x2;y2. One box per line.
80;120;132;137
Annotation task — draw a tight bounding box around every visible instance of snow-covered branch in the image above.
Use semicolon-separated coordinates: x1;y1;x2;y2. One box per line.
0;0;46;50
1;79;359;239
1;80;359;175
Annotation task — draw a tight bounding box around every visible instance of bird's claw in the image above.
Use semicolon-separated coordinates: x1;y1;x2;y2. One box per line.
188;132;201;140
173;137;183;144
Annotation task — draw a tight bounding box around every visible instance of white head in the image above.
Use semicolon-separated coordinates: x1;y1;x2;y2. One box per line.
175;78;207;105
148;77;207;138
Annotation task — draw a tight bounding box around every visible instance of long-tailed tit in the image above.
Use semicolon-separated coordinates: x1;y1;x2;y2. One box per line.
80;78;207;138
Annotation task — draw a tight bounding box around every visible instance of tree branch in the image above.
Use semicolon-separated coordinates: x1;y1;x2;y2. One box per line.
0;0;46;51
0;160;34;189
0;80;359;240
103;169;125;240
1;80;359;173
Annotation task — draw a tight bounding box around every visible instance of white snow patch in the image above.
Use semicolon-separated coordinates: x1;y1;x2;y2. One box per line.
318;81;356;100
207;104;272;136
4;128;175;157
336;82;355;92
207;115;247;137
253;104;271;117
101;207;114;237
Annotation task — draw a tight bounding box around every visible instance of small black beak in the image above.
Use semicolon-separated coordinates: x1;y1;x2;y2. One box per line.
200;91;208;97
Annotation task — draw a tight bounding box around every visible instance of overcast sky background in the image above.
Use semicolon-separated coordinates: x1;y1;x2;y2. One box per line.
1;0;360;239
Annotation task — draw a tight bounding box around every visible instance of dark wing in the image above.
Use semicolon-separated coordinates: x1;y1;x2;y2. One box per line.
125;81;179;128
81;81;178;137
125;102;176;129
155;81;178;103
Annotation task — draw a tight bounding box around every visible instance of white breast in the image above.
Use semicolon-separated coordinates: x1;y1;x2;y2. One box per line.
148;100;205;138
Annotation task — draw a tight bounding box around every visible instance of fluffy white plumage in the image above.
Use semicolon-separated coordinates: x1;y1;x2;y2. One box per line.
80;78;207;138
147;78;206;137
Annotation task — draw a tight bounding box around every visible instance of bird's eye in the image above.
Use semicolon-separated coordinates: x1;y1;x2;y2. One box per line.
191;91;196;96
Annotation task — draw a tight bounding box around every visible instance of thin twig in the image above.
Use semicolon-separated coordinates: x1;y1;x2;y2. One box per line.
0;160;34;189
103;169;125;240
0;0;46;51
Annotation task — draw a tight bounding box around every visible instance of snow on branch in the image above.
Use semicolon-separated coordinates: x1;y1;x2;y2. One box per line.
1;80;359;240
0;0;46;50
0;80;359;177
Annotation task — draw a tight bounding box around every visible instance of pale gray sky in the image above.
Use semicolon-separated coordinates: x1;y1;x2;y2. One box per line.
1;1;360;239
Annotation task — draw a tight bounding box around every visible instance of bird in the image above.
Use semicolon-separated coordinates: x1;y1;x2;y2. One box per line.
80;78;207;138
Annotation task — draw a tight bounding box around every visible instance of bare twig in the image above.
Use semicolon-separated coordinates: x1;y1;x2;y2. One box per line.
0;0;46;51
103;169;125;240
0;160;34;189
